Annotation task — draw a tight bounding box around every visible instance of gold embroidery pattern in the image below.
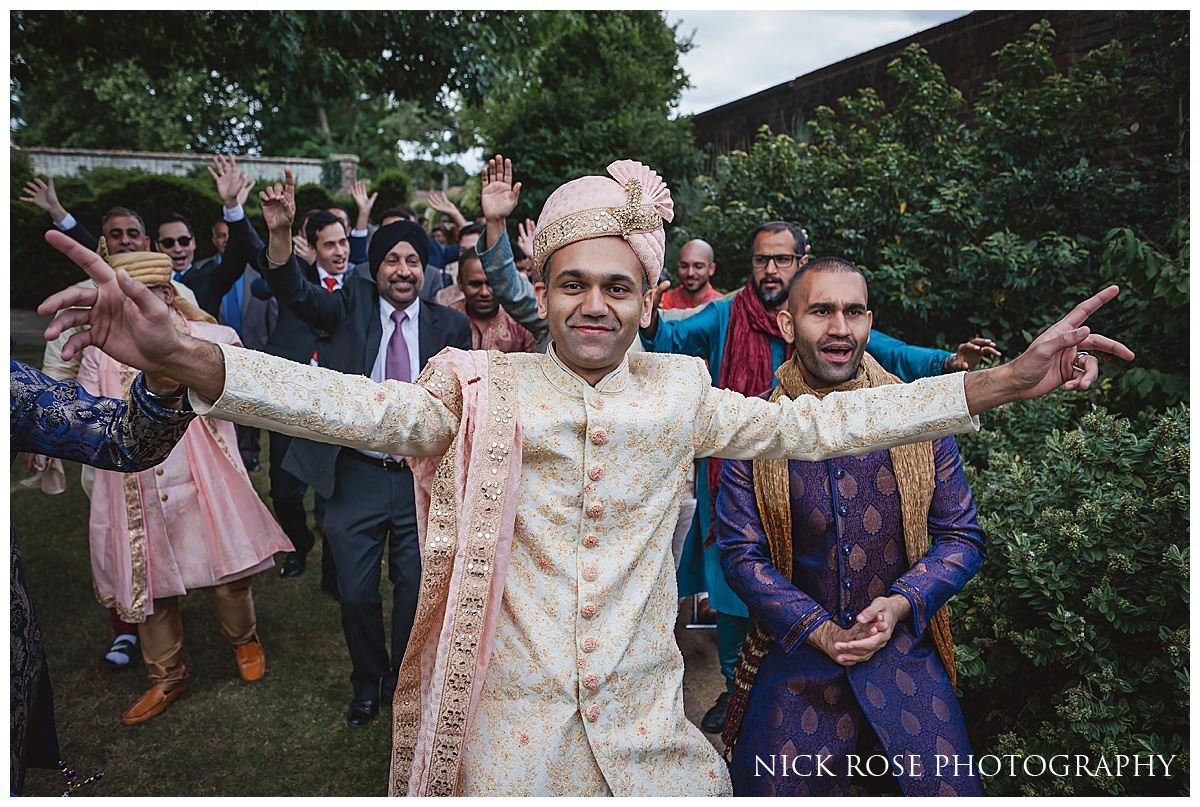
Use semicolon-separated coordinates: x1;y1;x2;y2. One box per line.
531;179;662;275
425;353;516;796
116;363;150;622
390;352;518;797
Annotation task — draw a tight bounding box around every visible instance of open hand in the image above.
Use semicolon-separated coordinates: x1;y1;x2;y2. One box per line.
480;153;522;222
20;177;67;221
944;336;1001;372
207;155;255;209
351;180;378;216
516;217;537;257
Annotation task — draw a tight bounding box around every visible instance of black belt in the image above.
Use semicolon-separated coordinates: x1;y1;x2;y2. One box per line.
345;450;408;471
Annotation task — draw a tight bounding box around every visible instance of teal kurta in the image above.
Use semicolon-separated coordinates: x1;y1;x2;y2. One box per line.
640;292;952;617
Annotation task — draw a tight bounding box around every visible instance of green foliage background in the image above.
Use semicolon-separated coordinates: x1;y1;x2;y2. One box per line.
7;13;1190;796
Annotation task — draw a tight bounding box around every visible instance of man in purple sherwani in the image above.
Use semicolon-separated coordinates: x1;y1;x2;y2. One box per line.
716;257;987;796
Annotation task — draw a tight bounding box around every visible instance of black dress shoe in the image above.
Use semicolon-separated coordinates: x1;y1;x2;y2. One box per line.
347;698;379;727
279;552;306;579
701;691;730;733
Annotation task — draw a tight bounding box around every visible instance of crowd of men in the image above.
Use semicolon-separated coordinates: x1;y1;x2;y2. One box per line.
13;153;1129;796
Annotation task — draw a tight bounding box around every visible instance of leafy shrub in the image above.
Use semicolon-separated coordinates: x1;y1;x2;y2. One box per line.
680;17;1188;414
370;169;411;216
955;406;1189;795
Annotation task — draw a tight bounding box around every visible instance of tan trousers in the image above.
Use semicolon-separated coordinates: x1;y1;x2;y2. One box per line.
138;578;257;690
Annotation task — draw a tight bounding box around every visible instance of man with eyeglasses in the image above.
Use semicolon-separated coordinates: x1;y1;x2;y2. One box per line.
640;221;1000;736
156;212;248;317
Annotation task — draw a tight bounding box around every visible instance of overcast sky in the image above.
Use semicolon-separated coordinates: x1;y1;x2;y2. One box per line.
665;10;968;115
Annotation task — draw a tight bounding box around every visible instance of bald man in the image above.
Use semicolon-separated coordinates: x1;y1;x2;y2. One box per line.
662;239;724;309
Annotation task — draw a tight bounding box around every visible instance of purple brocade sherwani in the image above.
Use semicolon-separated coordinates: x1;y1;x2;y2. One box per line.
717;436;987;796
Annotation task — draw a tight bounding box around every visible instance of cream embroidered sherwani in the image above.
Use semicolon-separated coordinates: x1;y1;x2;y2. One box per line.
193;342;977;796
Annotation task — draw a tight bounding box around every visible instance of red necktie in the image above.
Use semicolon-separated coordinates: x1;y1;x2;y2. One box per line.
313;276;339;363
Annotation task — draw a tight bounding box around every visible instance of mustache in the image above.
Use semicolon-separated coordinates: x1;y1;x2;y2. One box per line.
818;338;857;351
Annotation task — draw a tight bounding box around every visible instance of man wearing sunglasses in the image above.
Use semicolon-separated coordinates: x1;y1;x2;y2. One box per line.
157;212;248;318
640;221;1000;737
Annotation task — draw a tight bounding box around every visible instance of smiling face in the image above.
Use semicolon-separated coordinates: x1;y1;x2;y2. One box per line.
534;236;652;386
677;240;715;292
778;268;873;389
156;221;196;271
375;240;425;308
313;222;350;275
104;214;151;255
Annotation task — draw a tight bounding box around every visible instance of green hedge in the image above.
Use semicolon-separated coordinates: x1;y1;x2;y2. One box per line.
956;402;1189;795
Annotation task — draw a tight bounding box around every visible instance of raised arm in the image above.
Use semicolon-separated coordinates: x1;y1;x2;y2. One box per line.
255;169;349;332
476;154;547;343
21;176;98;251
206;155;258;299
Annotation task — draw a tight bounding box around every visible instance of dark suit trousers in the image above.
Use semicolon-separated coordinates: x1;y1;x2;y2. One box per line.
267;431;332;581
323;451;421;702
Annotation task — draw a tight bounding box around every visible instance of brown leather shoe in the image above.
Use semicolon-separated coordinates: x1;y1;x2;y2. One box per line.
234;638;266;682
121;683;188;725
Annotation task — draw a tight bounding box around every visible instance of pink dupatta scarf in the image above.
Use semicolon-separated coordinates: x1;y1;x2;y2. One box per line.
389;348;522;796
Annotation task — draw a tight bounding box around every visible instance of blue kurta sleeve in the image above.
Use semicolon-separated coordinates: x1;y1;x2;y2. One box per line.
866;329;952;382
887;436;986;638
476;231;547;345
716;456;831;653
640;298;726;364
10;359;194;472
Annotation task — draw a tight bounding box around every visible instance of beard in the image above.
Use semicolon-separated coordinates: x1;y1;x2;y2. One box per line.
753;277;788;309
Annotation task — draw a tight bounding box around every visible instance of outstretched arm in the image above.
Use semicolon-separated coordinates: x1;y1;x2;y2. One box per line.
21;176;98;251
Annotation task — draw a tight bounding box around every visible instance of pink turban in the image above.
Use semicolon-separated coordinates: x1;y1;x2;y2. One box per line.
532;160;674;287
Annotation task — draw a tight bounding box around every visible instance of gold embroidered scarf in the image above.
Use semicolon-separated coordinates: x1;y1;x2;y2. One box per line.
722;353;956;755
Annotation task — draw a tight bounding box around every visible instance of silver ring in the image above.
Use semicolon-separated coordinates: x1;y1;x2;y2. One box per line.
1073;351;1092;370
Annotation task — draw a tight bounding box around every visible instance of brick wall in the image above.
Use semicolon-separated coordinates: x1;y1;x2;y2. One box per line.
21;147;359;195
693;11;1159;156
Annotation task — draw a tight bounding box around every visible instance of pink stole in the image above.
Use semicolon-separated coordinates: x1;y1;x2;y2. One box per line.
389;349;522;796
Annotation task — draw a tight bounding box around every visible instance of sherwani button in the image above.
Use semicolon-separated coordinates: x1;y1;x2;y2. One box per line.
583;564;598;582
842;579;852;589
842;544;851;555
583;535;600;549
588;466;604;481
586;704;601;722
838;504;849;517
833;468;845;479
583;673;600;690
581;603;598;619
582;636;599;653
160;493;169;502
155;468;164;476
586;502;604;518
590;429;608;445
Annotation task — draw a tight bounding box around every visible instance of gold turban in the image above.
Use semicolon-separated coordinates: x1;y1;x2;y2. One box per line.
107;252;215;324
532;160;674;286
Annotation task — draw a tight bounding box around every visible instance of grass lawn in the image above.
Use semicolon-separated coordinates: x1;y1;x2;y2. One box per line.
13;347;393;795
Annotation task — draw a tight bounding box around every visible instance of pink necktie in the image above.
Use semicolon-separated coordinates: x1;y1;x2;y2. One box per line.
313;277;340;363
385;310;411;463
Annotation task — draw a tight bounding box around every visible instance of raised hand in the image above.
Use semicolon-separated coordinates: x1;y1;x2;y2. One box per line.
207;155;253;209
480;153;522;222
292;233;315;265
20;177;68;222
944;336;1001;372
516;217;537;258
351;179;378;229
259;169;296;234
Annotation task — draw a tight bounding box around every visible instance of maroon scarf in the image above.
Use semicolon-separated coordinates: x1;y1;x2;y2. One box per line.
707;283;793;501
